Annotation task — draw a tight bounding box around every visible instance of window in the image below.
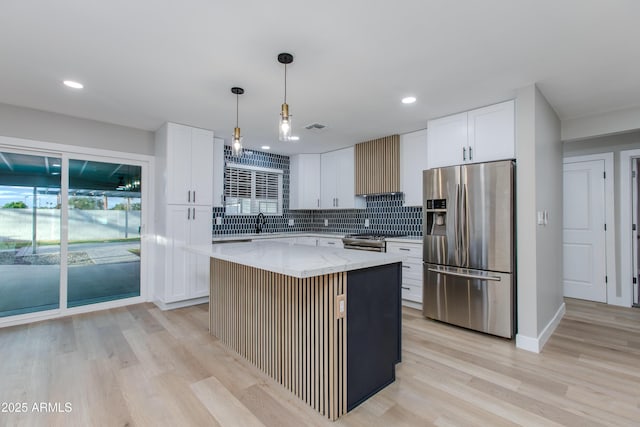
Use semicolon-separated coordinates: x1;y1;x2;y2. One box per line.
224;163;283;215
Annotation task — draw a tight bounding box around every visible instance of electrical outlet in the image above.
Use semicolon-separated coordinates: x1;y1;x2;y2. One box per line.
335;294;346;319
215;217;222;225
324;219;328;226
288;219;294;226
364;218;370;228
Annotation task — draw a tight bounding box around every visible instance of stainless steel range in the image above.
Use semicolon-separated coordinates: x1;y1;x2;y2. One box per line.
342;233;406;252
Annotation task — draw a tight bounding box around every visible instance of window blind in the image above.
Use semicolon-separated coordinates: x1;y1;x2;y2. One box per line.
224;164;283;215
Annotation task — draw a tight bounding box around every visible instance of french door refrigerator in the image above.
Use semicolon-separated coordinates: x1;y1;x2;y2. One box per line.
423;160;515;338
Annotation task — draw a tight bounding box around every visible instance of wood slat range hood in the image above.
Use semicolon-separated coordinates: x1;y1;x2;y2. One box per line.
354;134;400;195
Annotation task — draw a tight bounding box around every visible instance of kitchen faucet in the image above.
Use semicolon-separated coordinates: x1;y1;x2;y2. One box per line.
255;212;266;233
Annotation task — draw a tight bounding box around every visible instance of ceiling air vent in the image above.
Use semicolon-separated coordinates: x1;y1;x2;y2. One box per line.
304;122;327;131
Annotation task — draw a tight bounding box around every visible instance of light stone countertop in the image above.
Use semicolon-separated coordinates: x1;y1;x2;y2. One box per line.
188;240;405;278
212;232;345;243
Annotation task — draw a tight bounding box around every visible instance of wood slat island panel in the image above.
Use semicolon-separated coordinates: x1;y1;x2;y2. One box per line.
210;258;347;420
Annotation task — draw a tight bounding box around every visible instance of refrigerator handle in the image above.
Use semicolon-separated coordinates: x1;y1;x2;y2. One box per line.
427;267;501;282
455;183;460;265
462;183;469;266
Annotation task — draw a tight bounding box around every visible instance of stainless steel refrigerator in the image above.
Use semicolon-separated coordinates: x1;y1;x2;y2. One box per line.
423;160;515;338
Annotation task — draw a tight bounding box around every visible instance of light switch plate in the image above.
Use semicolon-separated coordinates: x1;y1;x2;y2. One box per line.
288;219;294;226
215;217;222;225
324;219;328;226
364;219;370;228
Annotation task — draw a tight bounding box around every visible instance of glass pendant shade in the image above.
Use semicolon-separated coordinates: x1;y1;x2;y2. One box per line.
279;103;291;141
232;127;242;156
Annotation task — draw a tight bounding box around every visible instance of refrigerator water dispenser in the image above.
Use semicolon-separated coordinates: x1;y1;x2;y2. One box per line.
425;199;447;236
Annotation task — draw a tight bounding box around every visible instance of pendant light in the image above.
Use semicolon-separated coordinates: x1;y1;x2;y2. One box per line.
278;53;294;141
231;87;244;156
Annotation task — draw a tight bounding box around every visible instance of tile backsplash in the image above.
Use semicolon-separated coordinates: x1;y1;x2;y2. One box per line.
212;147;422;236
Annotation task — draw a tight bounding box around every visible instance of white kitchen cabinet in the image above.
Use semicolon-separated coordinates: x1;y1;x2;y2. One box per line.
289;154;321;210
320;147;365;209
154;122;215;309
317;237;343;248
426;100;514;169
387;241;423;306
400;129;429;206
163;122;214;206
427;112;468;169
212;137;225;207
467;101;515;163
162;205;212;303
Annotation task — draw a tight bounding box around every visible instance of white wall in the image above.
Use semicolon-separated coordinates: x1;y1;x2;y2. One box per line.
562;106;640;142
515;84;564;352
0;103;154;155
563;130;640;301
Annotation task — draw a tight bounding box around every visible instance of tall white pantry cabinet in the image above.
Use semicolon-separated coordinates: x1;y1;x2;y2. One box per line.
154;122;215;309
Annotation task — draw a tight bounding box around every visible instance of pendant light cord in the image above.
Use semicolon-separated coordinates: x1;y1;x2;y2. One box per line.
236;93;239;127
284;64;287;104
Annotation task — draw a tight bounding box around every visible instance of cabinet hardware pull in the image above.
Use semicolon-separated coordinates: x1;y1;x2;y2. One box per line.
187;208;191;220
188;190;191;203
193;191;196;203
193;207;196;219
317;198;319;207
328;242;335;245
402;265;411;269
335;197;339;207
463;147;466;161
469;147;473;160
399;248;411;251
401;286;410;290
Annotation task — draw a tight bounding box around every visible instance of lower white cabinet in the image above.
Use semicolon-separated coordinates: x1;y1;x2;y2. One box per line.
159;205;212;305
387;241;423;305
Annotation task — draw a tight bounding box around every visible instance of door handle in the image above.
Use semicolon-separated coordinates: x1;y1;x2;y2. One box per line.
463;147;466;161
427;267;501;281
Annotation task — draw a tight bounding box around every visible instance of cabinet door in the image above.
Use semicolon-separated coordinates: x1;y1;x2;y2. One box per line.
165;206;191;302
467;100;515;163
166;124;193;205
190;128;214;206
334;147;354;209
212;137;225;207
427;112;468;169
189;206;212;298
400;129;428;206
320;151;338;209
290;154;321;210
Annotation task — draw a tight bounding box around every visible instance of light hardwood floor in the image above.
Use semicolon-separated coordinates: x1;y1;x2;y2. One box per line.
0;298;639;426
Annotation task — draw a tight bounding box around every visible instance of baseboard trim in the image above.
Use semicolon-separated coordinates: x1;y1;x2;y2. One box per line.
154;296;209;311
516;302;566;353
401;300;422;311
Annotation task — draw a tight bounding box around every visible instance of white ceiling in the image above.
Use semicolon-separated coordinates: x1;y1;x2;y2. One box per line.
1;0;639;155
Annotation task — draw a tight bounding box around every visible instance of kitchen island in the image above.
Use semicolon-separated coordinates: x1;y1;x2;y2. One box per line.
190;241;403;421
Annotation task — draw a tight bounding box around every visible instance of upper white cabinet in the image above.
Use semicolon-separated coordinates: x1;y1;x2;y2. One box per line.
290;154;321;210
212;137;225;207
162;122;214;206
400;129;429;206
427;100;514;169
320;147;365;210
467;101;515;163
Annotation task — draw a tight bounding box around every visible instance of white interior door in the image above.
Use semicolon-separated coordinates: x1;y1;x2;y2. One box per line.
563;160;607;302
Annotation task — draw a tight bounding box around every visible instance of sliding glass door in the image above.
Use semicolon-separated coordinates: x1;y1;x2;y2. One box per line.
67;159;141;307
0;151;62;317
0;147;145;320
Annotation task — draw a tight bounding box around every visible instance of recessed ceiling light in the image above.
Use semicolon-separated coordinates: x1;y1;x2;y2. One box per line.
402;96;416;104
261;145;271;150
63;80;84;89
289;136;300;141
